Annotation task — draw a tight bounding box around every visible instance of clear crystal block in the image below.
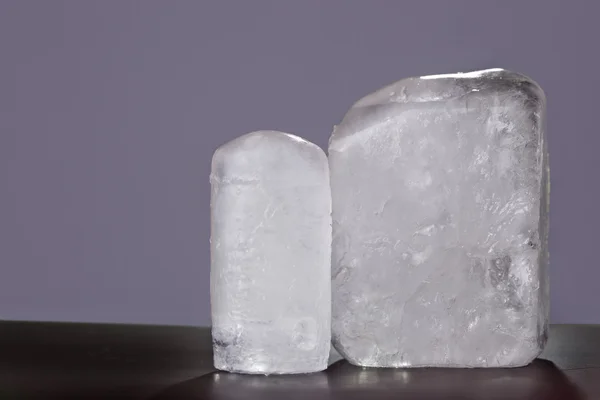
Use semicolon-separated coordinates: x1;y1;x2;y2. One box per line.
329;69;549;368
210;131;332;374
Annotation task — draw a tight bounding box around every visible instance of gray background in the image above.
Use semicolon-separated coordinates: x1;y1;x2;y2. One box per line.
1;1;597;326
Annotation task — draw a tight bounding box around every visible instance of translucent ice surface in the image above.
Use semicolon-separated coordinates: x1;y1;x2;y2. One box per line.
210;130;332;374
329;69;549;368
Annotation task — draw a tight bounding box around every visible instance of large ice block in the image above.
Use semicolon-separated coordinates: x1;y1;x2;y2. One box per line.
329;69;549;367
210;130;332;374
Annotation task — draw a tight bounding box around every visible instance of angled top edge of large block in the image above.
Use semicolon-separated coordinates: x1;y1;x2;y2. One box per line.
352;68;545;109
330;68;546;152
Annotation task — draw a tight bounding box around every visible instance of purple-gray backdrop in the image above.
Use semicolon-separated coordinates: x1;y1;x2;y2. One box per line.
1;1;598;325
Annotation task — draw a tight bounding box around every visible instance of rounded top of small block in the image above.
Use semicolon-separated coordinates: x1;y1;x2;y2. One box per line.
211;130;329;186
214;130;317;154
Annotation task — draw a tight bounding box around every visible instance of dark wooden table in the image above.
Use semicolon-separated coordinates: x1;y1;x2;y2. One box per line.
0;322;598;399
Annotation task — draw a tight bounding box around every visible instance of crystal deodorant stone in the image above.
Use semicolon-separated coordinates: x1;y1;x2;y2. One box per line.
210;131;332;374
329;69;549;368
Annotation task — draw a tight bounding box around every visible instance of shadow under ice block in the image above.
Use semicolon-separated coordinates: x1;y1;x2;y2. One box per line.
210;131;332;374
329;69;549;367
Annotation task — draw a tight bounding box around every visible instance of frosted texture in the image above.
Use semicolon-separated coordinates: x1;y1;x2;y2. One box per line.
329;69;549;368
210;131;332;374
